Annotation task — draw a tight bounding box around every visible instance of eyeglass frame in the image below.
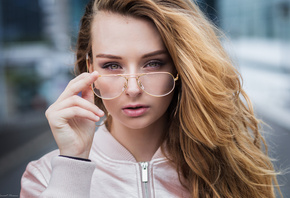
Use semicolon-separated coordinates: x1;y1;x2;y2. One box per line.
86;54;179;100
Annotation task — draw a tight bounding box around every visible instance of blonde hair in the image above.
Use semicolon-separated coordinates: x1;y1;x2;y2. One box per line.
75;0;281;197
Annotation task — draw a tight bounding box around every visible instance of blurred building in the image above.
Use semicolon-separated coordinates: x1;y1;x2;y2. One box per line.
218;0;290;40
0;0;88;127
1;0;43;42
218;0;290;72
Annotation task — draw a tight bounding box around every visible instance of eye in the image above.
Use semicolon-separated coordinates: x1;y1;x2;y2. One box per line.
145;61;164;69
102;63;122;70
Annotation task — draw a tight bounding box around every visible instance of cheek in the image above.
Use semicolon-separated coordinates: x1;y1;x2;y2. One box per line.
153;94;174;116
102;100;118;115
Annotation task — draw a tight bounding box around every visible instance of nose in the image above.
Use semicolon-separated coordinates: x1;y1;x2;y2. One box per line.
125;76;142;97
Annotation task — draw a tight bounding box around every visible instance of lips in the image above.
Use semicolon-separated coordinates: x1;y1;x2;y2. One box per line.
122;104;149;117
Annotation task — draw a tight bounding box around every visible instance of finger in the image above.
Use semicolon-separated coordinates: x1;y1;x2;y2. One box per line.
81;80;95;104
58;71;99;101
54;95;104;117
59;106;101;123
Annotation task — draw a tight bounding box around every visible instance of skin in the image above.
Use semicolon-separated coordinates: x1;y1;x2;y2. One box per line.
45;71;104;158
46;12;175;161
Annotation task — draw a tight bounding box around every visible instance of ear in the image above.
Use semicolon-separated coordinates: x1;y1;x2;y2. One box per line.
86;53;94;73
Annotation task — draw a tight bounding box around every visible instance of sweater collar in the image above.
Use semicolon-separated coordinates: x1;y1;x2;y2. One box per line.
91;125;166;163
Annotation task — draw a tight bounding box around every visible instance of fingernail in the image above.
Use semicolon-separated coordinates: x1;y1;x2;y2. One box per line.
96;116;100;122
98;109;104;116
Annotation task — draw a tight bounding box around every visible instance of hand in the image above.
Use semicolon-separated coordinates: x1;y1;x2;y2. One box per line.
45;71;104;159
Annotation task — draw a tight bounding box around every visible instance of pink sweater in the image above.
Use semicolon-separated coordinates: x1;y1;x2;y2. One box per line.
20;125;190;197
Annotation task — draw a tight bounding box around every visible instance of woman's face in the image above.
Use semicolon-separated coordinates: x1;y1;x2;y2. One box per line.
90;11;175;130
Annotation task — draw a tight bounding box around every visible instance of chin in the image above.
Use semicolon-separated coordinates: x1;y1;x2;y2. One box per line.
120;119;155;130
114;113;167;131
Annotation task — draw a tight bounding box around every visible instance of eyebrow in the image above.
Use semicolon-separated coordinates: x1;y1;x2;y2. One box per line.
95;50;168;60
95;54;122;59
142;50;168;59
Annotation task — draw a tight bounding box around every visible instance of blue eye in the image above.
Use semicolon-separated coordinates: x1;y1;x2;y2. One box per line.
102;63;122;70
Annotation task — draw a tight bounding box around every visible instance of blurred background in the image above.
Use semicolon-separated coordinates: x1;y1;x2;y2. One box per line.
0;0;289;197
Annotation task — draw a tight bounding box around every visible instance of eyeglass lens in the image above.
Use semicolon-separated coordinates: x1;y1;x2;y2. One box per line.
92;73;175;99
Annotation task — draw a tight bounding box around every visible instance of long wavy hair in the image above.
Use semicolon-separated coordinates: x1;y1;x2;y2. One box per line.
75;0;280;197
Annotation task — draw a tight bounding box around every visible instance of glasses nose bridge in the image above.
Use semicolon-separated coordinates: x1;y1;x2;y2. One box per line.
123;73;141;79
123;74;142;90
123;74;141;84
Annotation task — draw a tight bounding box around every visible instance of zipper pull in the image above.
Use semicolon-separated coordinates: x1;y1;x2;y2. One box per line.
140;162;148;183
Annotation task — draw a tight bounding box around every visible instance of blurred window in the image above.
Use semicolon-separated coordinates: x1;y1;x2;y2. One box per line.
2;0;43;43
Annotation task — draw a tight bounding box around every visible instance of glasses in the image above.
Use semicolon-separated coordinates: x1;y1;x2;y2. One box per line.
91;72;178;100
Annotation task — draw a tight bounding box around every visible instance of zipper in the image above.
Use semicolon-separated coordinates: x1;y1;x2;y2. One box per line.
140;162;149;198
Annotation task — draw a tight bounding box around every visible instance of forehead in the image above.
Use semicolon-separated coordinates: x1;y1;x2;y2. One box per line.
91;11;165;55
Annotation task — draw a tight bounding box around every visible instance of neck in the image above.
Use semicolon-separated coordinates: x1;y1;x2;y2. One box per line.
110;116;167;162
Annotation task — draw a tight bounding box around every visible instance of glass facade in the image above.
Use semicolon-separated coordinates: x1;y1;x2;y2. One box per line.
218;0;290;40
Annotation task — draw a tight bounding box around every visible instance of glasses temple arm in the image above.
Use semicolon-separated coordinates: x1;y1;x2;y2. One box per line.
174;73;179;81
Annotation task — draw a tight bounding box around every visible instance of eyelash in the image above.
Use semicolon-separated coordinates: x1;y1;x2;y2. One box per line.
101;62;122;70
144;60;164;69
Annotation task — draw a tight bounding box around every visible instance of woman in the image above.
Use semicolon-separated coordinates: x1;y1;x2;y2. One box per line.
21;0;280;197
